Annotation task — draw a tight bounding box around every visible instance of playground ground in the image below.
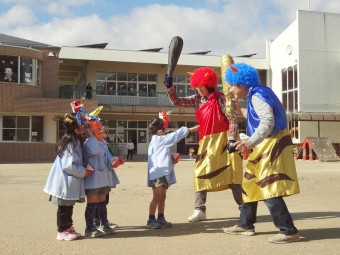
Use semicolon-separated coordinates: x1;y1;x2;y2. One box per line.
0;159;339;255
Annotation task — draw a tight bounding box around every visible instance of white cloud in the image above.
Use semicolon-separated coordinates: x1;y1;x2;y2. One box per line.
40;0;95;16
0;5;36;28
2;0;340;58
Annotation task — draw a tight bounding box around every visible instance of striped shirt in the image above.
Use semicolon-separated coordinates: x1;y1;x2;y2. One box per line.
167;86;238;140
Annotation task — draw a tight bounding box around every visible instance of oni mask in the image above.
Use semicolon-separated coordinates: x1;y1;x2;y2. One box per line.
87;119;106;139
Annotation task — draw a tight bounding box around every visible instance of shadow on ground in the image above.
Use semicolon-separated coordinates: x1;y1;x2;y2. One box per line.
98;211;340;241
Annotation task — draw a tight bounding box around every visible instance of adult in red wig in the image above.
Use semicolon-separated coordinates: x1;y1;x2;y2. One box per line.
164;67;243;222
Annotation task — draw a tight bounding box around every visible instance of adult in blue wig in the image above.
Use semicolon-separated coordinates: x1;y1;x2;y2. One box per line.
222;63;300;244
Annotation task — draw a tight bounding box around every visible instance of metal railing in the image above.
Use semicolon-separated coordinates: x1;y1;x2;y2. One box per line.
59;87;173;107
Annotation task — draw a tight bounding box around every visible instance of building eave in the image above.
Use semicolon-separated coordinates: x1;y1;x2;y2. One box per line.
59;47;270;70
287;112;340;121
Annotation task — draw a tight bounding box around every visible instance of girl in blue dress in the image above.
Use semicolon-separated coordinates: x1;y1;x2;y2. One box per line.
44;113;92;241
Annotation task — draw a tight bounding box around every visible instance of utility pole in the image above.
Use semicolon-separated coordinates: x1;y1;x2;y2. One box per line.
307;0;310;11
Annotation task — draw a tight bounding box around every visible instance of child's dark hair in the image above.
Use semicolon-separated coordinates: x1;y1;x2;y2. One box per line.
55;113;82;157
149;117;164;135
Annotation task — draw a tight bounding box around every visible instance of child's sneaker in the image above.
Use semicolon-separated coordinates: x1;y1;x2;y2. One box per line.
56;229;79;241
157;217;172;228
98;223;115;235
68;226;81;238
147;219;161;229
85;226;104;238
95;220;118;229
107;221;118;229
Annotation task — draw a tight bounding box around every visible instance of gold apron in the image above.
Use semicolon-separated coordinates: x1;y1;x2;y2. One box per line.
194;131;243;192
242;130;300;202
193;92;243;192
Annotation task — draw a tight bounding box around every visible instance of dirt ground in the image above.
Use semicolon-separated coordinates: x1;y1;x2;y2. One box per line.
0;159;340;255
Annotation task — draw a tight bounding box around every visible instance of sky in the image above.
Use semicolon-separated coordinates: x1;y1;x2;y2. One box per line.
1;0;340;58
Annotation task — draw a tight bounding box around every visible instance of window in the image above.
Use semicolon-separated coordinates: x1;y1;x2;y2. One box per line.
138;130;147;143
138;74;157;97
96;72;157;97
117;120;127;143
20;57;34;85
288;119;299;140
105;120;116;144
0;55;40;85
281;65;298;113
186;121;198;144
96;72;116;95
138;121;147;128
2;116;43;142
31;116;43;142
173;74;224;96
173;75;195;96
102;120;148;144
0;55;18;83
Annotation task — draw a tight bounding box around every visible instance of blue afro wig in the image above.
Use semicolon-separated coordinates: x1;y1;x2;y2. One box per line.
225;63;260;87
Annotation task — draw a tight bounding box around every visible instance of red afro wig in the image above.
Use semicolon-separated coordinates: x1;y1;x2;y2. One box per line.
189;67;218;89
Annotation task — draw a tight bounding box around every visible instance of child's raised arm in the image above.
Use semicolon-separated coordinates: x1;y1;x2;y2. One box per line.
188;125;200;133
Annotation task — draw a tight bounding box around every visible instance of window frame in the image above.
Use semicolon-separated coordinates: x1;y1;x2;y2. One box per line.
0;54;41;86
1;115;43;142
95;72;158;97
281;65;298;113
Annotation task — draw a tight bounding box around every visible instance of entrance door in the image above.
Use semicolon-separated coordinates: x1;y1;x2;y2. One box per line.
127;130;137;155
137;129;148;154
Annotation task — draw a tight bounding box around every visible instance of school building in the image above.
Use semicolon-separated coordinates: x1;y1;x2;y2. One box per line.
0;10;339;163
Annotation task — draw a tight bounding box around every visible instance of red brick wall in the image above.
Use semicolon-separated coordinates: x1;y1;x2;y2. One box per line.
0;143;55;163
0;45;44;60
40;51;60;98
0;45;99;163
0;83;43;111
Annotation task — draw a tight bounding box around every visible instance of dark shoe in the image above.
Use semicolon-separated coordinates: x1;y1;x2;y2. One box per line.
147;219;161;229
98;223;115;235
157;217;172;228
85;226;104;238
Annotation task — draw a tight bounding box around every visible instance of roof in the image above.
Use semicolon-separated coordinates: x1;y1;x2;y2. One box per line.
0;33;50;47
59;46;270;70
77;43;108;49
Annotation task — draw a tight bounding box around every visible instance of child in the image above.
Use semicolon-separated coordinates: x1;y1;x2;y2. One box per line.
44;113;91;241
147;117;199;229
189;147;195;160
82;111;119;237
92;134;120;230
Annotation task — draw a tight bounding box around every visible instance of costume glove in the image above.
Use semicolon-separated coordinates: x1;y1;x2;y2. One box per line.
227;139;236;153
164;74;173;88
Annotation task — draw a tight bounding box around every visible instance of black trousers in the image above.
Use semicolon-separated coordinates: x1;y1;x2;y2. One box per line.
57;205;74;232
127;149;134;160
